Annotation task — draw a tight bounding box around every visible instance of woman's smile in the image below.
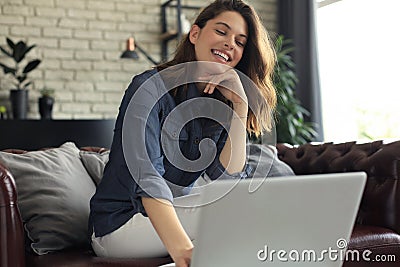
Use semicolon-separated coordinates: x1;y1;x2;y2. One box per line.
211;49;232;63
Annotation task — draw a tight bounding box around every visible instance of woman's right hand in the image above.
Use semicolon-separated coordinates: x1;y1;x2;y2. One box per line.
142;197;193;267
171;245;193;267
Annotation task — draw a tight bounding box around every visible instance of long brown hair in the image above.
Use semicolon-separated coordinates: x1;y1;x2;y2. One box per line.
158;0;276;136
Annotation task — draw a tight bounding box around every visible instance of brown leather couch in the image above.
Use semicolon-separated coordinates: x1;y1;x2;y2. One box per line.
277;141;400;267
1;140;399;267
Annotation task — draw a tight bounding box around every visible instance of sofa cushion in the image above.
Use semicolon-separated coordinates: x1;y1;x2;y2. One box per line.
78;144;295;187
79;150;109;186
0;142;96;255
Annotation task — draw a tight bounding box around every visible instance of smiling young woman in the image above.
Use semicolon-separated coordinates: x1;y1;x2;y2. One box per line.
89;1;277;266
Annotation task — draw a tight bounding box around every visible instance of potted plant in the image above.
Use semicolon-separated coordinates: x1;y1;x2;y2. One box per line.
273;35;317;145
38;87;55;120
0;38;41;119
0;105;7;119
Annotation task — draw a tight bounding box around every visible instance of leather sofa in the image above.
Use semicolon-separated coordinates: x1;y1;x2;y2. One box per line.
1;140;399;267
277;141;400;267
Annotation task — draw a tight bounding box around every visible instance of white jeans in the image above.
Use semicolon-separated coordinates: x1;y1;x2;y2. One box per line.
91;193;201;258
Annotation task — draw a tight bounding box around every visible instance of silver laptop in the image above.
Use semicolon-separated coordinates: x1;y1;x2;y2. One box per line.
188;172;366;267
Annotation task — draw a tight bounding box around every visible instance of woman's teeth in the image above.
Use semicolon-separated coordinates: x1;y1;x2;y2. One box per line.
212;50;229;62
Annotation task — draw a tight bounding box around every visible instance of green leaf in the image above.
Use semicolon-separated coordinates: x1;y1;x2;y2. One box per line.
280;47;294;55
297;106;310;116
25;44;36;56
0;46;12;57
23;81;32;89
13;41;27;63
17;75;27;83
6;38;15;49
288;119;296;138
0;62;16;75
23;59;41;73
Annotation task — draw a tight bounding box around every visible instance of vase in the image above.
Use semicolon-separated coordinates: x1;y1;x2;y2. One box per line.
10;89;29;120
38;96;54;120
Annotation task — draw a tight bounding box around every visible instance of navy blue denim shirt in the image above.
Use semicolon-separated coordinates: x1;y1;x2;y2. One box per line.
89;68;251;238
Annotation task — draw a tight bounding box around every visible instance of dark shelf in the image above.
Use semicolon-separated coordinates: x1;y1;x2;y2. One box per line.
0;119;116;150
160;31;178;42
160;0;201;61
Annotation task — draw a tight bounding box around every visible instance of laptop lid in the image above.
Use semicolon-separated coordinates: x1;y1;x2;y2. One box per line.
190;172;367;267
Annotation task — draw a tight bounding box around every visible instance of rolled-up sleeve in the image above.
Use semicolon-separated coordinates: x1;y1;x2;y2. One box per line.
205;129;252;180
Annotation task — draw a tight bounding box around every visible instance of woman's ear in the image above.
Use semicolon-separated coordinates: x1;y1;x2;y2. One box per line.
189;24;200;45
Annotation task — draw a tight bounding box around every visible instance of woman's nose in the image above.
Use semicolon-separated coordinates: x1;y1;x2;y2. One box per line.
224;36;235;49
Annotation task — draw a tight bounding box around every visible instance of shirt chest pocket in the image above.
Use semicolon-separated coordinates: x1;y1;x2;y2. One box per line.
160;119;189;165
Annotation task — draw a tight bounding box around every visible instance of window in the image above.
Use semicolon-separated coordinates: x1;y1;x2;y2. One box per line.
316;0;400;142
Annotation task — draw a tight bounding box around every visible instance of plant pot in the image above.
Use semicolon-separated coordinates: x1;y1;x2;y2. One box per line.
10;89;29;120
38;96;54;120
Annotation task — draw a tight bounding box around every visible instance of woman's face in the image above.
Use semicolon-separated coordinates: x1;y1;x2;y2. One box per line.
189;11;248;68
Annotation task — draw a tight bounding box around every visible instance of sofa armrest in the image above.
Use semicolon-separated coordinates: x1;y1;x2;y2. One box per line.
0;162;25;267
276;140;400;234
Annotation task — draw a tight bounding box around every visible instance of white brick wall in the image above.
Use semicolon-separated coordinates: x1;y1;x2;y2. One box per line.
0;0;277;119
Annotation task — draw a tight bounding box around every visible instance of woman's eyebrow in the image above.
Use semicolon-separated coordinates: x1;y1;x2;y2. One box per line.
215;22;248;39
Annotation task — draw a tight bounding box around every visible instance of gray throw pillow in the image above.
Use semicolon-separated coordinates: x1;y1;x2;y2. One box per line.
192;144;294;194
79;150;109;186
0;142;96;255
247;143;295;178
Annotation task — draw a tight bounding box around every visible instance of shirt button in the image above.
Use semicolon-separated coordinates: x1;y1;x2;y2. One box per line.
172;132;177;137
194;137;200;144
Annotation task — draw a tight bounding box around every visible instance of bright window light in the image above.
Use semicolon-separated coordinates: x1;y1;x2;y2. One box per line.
317;0;400;142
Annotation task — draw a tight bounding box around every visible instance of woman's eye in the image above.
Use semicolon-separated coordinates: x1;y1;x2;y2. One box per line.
236;40;245;47
215;29;226;35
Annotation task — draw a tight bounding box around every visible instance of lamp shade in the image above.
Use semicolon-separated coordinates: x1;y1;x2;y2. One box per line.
120;50;139;59
120;37;139;59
